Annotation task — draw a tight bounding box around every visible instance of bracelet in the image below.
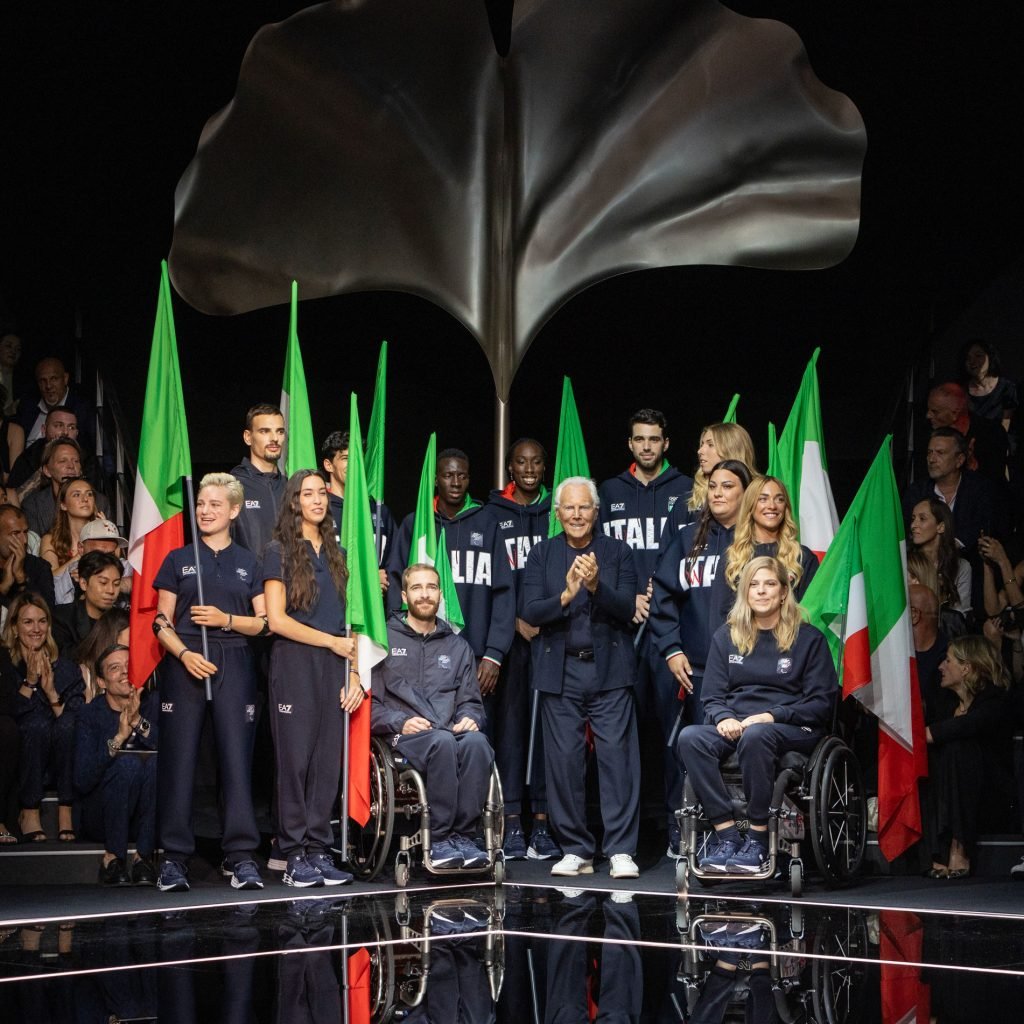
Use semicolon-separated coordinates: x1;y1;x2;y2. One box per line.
222;614;233;632
107;737;122;757
49;699;61;708
178;648;190;661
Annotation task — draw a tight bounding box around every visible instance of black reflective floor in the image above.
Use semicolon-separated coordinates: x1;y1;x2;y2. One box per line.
3;877;1024;1021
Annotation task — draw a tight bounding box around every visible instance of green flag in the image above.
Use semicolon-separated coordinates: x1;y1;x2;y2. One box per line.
408;433;465;631
722;393;740;424
766;421;780;477
364;341;387;501
548;377;591;538
280;280;317;476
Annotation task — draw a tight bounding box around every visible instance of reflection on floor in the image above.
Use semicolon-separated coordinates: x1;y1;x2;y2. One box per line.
2;878;1024;1020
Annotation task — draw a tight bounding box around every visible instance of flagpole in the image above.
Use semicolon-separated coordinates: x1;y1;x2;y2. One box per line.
183;475;213;703
494;395;509;489
340;625;351;861
374;498;383;566
525;690;539;786
341;911;351;1024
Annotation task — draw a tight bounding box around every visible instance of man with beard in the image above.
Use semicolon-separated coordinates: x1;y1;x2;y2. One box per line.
231;403;287;557
371;563;493;869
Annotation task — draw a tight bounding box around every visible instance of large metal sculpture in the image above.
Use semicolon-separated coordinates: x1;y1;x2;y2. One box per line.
169;0;865;475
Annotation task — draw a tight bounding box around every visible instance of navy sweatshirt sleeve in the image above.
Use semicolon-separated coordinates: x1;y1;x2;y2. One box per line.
453;642;486;728
649;528;689;659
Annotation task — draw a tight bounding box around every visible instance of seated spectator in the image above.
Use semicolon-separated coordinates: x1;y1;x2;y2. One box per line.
909;498;972;619
922;635;1013;878
73;644;158;885
74;608;129;702
0;329;23;417
959;339;1018;440
908;549;966;638
40;477;101;577
978;533;1024;687
0;504;55;612
54;517;132;607
21;437;110;537
15;356;95;452
52;551;122;658
909;583;954;724
8;406;97;491
926;381;1008;485
676;556;835;874
3;592;85;842
371;563;493;870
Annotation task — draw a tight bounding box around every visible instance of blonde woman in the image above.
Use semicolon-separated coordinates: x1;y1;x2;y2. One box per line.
676;556;835;873
725;476;818;600
923;635;1012;878
682;422;757;523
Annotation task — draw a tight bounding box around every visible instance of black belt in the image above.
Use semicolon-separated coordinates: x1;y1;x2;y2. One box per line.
566;649;595;661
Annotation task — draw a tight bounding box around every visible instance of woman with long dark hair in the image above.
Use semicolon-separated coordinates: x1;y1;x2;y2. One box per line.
958;339;1017;436
263;469;363;888
39;477;101;581
909;498;971;617
650;459;753;723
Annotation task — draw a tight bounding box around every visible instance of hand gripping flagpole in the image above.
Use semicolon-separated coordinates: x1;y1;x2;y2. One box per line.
184;476;213;703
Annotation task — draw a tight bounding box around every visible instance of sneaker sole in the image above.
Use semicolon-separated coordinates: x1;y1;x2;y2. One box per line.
231;877;265;890
725;863;767;874
610;869;639;879
551;863;594;876
527;848;559;861
157;880;189;892
283;874;325;888
319;875;353;886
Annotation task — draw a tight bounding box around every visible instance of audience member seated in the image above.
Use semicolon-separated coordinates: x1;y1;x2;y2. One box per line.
922;635;1014;878
908;549;966;638
21;438;110;538
73;644;158;885
52;551;123;658
0;503;55;612
925;381;1008;485
959;339;1018;441
371;563;493;870
39;476;101;576
676;556;836;874
978;533;1024;689
74;608;129;702
14;356;96;453
54;518;132;607
909;583;954;725
0;328;24;417
4;592;85;842
909;497;973;621
8;406;98;491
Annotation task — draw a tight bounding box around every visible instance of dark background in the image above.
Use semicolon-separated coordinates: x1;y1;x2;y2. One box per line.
2;1;1023;520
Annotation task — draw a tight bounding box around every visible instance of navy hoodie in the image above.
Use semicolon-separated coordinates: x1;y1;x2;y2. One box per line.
599;464;693;587
230;457;286;557
649;518;735;672
327;492;396;567
386;499;515;666
483;483;551;614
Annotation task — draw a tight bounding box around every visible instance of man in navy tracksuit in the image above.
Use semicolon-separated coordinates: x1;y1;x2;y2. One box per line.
523;477;641;879
387;449;515;697
483;438;560;861
599;409;692;853
372;564;493;868
231;403;287;557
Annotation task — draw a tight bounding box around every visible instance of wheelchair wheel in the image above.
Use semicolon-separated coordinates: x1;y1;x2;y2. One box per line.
346;737;396;881
808;739;867;886
811;910;870;1024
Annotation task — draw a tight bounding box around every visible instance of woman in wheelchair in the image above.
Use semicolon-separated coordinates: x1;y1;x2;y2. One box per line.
677;556;836;874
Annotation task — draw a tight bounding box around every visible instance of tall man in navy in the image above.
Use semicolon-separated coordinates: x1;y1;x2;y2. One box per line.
387;449;514;697
231;404;287;557
599;409;692;854
523;477;641;879
372;564;493;869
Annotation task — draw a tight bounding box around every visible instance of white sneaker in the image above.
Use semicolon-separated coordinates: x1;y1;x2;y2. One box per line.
550;854;594;877
609;854;639;879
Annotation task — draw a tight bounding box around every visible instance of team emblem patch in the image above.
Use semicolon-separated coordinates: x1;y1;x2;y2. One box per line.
245;499;261;509
182;565;196;576
777;658;793;675
729;654;743;664
245;704;256;723
236;567;249;580
667;496;679;511
438;654;451;670
278;704;293;714
610;502;626;512
470;531;484;547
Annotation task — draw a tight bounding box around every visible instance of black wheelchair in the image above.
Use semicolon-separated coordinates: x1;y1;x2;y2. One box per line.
675;728;867;898
345;736;506;886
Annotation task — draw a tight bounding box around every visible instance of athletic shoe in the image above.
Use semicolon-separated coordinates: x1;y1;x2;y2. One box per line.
131;855;157;886
1011;856;1024;880
223;858;265;890
609;853;640;879
308;851;353;886
100;857;131;886
725;836;768;874
609;890;635;904
284;853;325;888
452;834;489;869
527;826;562;861
666;824;682;860
503;826;528;860
429;838;464;868
550;854;594;877
698;837;740;873
267;837;287;872
157;859;190;892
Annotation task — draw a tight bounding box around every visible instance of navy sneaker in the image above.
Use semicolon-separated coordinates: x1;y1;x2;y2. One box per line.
725;836;768;874
157;859;190;892
429;838;464;868
667;823;682;860
222;858;265;890
527;825;562;861
503;826;528;860
284;853;326;888
308;851;353;886
452;834;489;869
698;837;740;873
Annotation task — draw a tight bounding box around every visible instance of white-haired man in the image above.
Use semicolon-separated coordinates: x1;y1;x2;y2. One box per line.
522;476;641;879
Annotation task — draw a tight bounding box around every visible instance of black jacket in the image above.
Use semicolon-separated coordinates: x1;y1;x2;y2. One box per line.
230;456;286;557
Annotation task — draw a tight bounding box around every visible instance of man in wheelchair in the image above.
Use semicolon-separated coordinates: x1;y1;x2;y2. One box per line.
371;563;494;870
677;556;836;874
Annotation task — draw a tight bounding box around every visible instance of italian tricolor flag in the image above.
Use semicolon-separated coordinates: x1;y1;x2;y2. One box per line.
802;437;928;861
340;394;388;825
280;280;317;476
769;347;839;560
127;262;193;686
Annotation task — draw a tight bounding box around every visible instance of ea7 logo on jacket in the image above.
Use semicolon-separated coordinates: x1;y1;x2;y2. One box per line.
278;704;293;714
729;654;744;664
499;520;514;529
610;502;626;512
245;499;261;509
391;648;408;657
